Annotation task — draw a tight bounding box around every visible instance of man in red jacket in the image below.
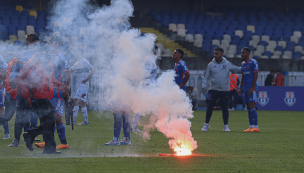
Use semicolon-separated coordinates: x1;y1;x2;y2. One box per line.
272;70;284;86
17;47;69;154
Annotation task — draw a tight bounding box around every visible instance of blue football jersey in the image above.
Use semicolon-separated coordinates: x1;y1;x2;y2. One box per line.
174;60;189;91
241;58;259;91
51;52;70;98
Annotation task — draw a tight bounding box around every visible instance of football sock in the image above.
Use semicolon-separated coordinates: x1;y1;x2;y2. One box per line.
248;109;254;127
122;114;130;138
73;106;79;123
249;108;258;128
3;121;9;134
81;107;88;123
56;123;67;144
132;113;141;129
113;114;122;139
250;108;259;129
30;113;38;129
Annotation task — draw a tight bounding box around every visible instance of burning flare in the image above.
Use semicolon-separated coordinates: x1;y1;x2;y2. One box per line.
174;144;192;156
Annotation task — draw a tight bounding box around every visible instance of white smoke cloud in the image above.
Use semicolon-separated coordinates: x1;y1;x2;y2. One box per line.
1;0;197;154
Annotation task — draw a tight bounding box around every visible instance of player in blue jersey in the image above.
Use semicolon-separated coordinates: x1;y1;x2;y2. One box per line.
35;36;71;149
0;55;9;139
173;49;190;92
238;47;259;132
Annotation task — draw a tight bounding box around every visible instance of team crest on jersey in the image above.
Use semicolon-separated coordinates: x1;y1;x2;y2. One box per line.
247;66;250;69
82;93;86;98
284;92;296;106
257;91;269;106
222;65;226;70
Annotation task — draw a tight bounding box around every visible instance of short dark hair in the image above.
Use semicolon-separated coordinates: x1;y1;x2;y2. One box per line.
175;49;184;57
154;45;158;51
276;70;282;73
26;33;40;42
270;69;275;73
242;47;251;53
214;47;224;54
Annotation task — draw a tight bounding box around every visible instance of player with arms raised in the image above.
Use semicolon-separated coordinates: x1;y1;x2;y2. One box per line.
238;47;259;132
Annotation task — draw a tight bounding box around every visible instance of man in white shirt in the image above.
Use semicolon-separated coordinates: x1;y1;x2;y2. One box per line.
71;58;95;125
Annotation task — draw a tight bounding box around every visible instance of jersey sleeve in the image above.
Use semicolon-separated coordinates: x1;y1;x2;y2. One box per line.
59;53;70;71
252;60;259;72
181;62;189;74
83;59;93;69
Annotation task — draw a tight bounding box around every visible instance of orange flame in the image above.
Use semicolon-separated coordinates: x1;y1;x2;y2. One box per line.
174;144;192;156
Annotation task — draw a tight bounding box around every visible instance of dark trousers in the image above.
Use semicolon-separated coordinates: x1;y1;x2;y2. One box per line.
27;99;56;152
205;90;230;125
229;90;237;109
14;107;31;141
0;99;16;125
192;99;197;110
14;97;39;141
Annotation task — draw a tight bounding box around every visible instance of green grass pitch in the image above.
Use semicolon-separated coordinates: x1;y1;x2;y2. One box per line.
0;110;303;173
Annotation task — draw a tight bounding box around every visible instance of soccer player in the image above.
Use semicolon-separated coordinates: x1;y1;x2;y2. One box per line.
131;45;158;133
71;55;95;125
8;34;40;147
35;36;71;149
19;44;69;154
238;47;259;132
202;48;241;132
172;49;190;92
0;54;9;139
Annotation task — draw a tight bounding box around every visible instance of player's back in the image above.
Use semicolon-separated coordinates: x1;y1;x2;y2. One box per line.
241;58;258;91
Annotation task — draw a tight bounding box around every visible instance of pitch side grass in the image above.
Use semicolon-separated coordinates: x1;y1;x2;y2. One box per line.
0;110;303;172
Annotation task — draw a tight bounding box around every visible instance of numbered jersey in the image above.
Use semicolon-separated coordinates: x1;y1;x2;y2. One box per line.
241;58;259;91
71;58;92;88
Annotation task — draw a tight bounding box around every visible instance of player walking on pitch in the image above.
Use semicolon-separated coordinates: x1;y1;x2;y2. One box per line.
71;56;95;125
0;54;9;139
18;46;69;154
8;34;40;147
131;45;158;133
35;36;71;149
238;47;259;132
202;48;241;132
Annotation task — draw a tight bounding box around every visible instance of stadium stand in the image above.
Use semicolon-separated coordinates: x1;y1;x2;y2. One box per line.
0;0;48;43
148;6;304;59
